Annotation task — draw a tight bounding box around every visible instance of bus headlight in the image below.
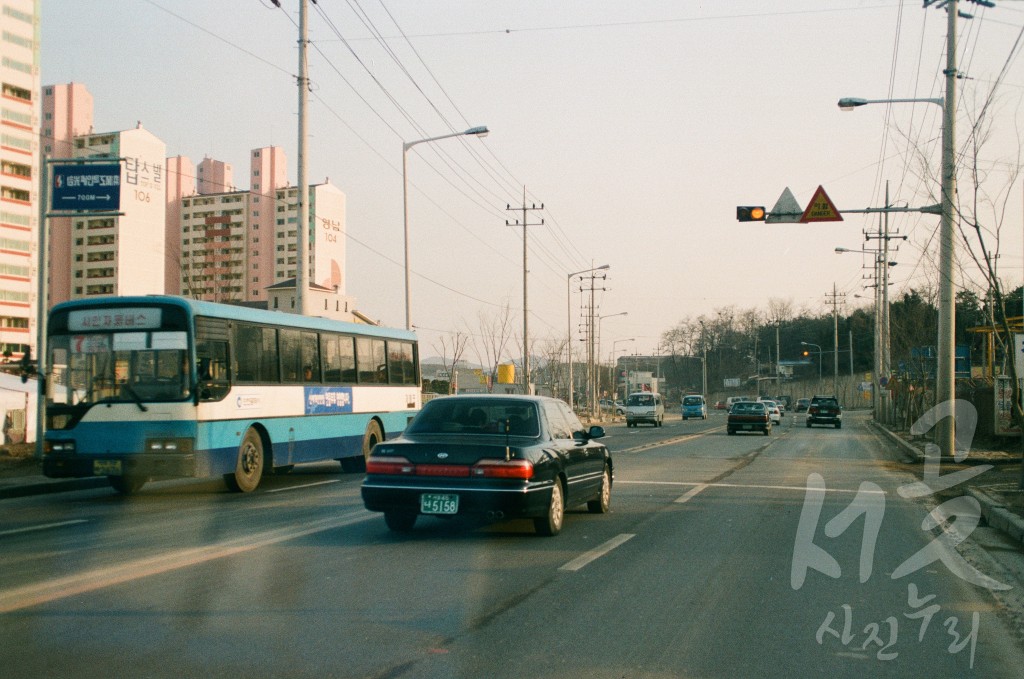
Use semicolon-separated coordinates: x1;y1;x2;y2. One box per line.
146;438;194;454
46;440;76;454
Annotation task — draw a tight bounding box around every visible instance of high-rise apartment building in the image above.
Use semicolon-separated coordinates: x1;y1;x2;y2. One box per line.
164;155;195;295
197;156;232;195
67;125;167;298
178;146;350;311
0;0;39;360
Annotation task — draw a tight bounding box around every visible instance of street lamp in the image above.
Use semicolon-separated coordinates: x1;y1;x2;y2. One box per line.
402;125;489;330
595;312;627;418
838;13;957;457
612;338;635;401
801;341;823;381
567;264;609;410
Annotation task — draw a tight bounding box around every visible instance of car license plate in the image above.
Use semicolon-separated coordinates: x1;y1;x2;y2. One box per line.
93;459;122;476
742;425;752;430
421;493;458;514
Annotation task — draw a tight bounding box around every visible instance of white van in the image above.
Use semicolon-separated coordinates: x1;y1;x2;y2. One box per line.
625;392;664;428
725;396;753;410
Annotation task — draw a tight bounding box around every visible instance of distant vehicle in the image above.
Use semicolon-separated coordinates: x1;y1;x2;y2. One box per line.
727;401;771;436
601;399;625;415
681;394;707;420
360;394;612;536
806;395;842;429
725;396;753;409
714;400;727;410
41;295;420;495
759;399;782;425
625;392;664;428
795;398;810;413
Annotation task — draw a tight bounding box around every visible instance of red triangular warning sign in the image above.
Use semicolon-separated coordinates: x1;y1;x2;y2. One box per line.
799;185;843;223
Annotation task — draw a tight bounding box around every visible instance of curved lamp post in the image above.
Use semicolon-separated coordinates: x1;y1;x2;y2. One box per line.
840;80;955;458
801;341;823;381
403;126;489;330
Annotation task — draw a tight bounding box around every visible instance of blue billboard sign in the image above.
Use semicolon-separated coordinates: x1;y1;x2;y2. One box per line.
51;163;121;211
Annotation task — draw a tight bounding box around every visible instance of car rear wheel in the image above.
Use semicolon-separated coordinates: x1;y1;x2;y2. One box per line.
535;480;565;536
588;467;611;514
836;422;842;429
384;510;417;532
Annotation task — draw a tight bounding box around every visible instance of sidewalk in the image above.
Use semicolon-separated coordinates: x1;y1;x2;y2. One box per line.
870;420;1024;545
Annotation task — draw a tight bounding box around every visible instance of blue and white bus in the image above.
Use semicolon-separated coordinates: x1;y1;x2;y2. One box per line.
42;296;420;494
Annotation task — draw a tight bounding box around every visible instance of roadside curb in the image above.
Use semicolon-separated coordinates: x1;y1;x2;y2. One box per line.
0;476;106;500
967;486;1024;545
868;420;1024;548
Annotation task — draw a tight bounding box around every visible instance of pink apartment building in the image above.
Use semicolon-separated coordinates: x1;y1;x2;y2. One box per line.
0;0;40;360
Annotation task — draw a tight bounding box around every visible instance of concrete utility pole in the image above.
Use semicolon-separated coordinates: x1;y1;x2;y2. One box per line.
295;0;311;315
506;190;543;394
936;0;959;457
826;284;845;400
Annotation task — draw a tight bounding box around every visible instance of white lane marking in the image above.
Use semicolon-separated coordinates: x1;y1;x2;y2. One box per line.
0;512;374;613
266;479;340;493
0;519;89;538
674;483;709;504
617;480;886;495
559;533;635;572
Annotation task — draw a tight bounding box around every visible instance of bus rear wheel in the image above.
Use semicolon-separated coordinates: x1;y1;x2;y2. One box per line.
226;428;264;492
344;420;382;473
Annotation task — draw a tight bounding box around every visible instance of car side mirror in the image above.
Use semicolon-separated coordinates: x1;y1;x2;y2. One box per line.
587;425;605;440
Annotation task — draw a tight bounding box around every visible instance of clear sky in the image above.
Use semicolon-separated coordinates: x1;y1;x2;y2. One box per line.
41;1;1024;362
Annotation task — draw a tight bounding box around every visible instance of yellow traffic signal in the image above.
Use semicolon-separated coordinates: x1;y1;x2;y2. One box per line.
737;206;766;221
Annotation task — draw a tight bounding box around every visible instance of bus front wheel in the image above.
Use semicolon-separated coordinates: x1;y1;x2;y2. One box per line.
226;428;264;492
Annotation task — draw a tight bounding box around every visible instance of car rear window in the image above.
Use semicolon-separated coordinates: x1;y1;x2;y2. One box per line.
683;397;702;405
408;399;540;436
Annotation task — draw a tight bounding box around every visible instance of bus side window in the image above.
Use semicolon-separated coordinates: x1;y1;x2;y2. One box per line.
196;340;230;401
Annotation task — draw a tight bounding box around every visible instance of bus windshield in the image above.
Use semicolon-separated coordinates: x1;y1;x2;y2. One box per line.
47;330;191;406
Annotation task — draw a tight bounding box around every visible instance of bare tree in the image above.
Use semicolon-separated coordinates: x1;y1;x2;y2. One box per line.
432;329;469;395
471;301;515;393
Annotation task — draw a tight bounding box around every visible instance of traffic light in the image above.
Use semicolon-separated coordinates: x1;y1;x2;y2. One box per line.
802;350;809;357
737;206;767;221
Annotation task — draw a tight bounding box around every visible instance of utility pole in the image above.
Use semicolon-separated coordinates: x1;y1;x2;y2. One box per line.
295;0;311;316
826;284;845;400
576;270;607;419
864;182;904;424
506;190;543;395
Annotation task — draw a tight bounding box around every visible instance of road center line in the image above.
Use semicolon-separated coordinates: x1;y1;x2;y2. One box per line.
559;533;635;572
618;480;886;495
0;512;374;613
0;519;89;538
674;483;709;503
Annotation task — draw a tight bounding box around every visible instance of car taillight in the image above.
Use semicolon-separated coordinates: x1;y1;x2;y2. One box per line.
470;459;534;479
366;456;415;475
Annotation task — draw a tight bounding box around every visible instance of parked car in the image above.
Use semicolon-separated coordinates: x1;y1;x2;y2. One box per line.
625;391;664;427
727;400;771;436
759;399;782;425
806;395;842;428
361;394;612;536
681;394;707;420
795;398;810;413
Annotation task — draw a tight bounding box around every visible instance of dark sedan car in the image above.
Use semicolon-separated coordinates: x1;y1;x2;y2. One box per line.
361;395;613;536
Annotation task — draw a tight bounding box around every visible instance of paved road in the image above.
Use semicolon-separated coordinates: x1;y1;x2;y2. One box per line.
1;411;1023;677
